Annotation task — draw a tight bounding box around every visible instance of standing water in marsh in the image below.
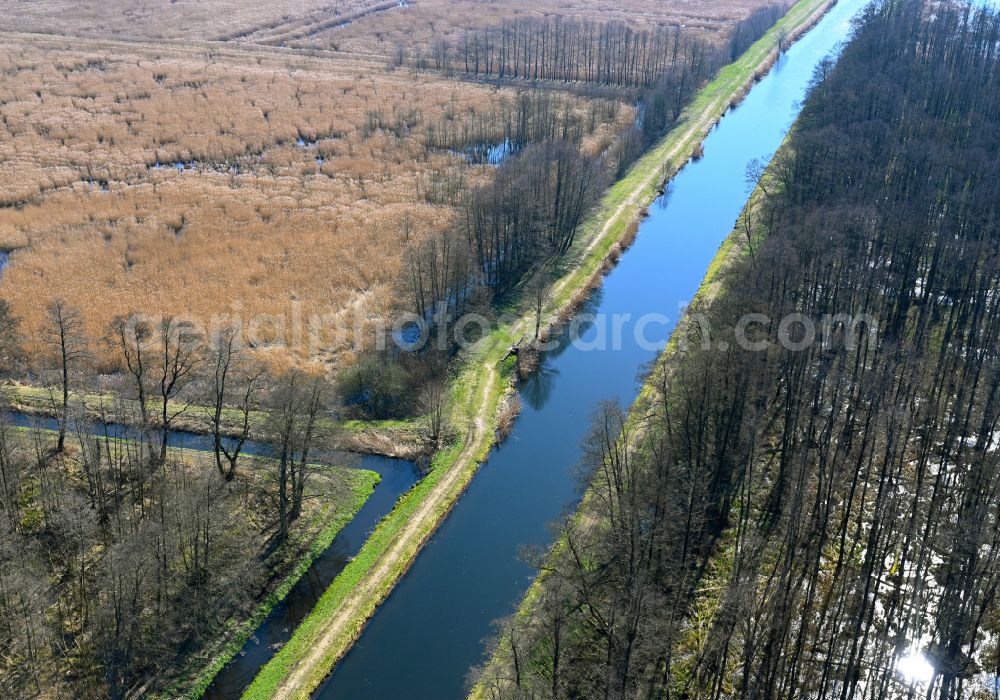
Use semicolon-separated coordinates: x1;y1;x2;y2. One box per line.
306;1;869;698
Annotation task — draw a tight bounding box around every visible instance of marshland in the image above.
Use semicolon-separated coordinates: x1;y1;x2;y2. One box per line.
5;0;1000;699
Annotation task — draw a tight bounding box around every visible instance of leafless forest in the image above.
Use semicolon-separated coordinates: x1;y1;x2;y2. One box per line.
475;2;1000;698
0;0;788;697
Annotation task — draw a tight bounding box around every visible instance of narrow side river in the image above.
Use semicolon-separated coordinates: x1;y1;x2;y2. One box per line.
311;1;868;698
201;455;417;698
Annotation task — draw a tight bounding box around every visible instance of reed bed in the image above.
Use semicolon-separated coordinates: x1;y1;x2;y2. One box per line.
0;37;614;369
286;0;783;55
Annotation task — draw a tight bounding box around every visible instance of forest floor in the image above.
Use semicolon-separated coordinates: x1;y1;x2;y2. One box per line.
2;423;379;699
244;0;834;697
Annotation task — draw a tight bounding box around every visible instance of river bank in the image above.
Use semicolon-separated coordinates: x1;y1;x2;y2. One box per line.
2;383;427;461
468;0;868;693
0;421;379;700
155;461;379;700
242;1;839;697
1;408;417;699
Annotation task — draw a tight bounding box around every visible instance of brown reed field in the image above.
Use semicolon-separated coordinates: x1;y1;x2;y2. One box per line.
0;0;389;41
0;34;631;369
0;0;779;47
0;0;776;373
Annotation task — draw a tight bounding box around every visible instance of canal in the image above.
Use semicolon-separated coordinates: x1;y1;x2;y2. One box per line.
313;0;869;697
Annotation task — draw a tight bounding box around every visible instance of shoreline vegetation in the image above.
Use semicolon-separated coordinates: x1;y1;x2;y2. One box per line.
467;9;818;698
1;383;428;460
161;463;380;700
241;0;836;697
466;85;787;700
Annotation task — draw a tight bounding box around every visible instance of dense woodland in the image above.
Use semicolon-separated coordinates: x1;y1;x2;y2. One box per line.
0;307;372;698
475;1;1000;697
433;4;786;87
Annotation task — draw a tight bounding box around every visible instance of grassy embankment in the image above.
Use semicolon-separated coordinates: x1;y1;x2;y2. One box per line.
243;1;834;697
165;459;380;700
466;135;779;699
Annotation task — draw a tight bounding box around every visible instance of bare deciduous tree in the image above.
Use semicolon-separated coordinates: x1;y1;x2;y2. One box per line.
154;316;201;464
266;371;326;541
419;378;448;448
206;325;262;480
44;299;88;452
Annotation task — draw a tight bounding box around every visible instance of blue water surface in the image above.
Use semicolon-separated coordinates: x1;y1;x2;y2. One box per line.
314;1;869;698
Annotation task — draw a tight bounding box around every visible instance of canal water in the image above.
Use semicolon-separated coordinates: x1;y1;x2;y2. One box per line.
310;0;869;698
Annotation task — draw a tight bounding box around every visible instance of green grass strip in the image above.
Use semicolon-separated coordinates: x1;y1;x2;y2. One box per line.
164;465;380;699
244;2;833;697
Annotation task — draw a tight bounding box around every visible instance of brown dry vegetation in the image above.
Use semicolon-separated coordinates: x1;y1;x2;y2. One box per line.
0;0;801;49
0;0;777;377
275;0;781;54
0;35;629;370
0;0;390;41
